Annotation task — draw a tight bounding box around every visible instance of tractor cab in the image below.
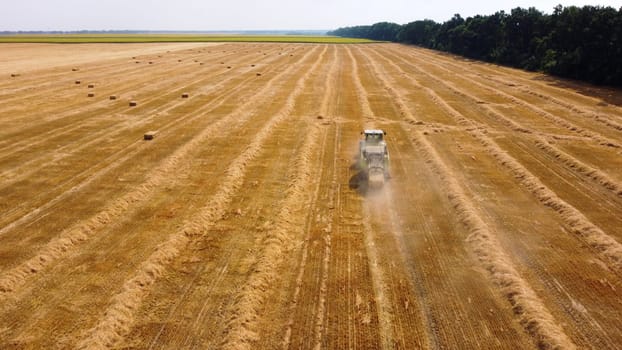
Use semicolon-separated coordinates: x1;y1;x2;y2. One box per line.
363;129;386;144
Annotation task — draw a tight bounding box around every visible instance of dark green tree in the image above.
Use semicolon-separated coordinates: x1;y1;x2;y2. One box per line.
329;5;622;85
397;20;441;47
368;22;402;41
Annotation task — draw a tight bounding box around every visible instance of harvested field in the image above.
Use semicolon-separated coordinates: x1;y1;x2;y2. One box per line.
1;42;621;349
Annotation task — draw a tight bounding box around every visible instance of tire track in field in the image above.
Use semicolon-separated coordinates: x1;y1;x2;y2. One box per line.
0;43;219;92
0;50;207;138
374;47;622;273
282;46;338;350
0;45;234;118
0;46;278;158
280;120;330;349
359;45;524;348
137;46;333;350
362;46;575;350
397;47;622;149
1;70;310;349
378;49;622;208
352;46;442;349
0;46;322;296
223;123;324;350
345;45;410;350
298;47;338;350
282;46;381;350
0;48;293;239
0;44;264;146
218;45;329;350
0;47;287;190
368;50;622;346
532;140;622;197
355;46;531;348
76;45;327;350
401;46;622;135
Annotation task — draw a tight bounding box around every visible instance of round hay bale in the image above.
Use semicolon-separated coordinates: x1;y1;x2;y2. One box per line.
88;93;95;97
149;61;154;64
256;73;262;76
135;61;140;64
227;66;231;69
251;64;255;67
75;80;81;84
88;84;95;88
129;101;137;107
10;73;20;77
181;93;189;98
109;95;117;100
72;68;79;71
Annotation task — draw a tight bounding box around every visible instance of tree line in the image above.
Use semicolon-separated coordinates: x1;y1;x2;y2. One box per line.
328;5;622;86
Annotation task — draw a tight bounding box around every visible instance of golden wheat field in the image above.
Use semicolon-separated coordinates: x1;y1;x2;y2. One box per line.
1;42;622;349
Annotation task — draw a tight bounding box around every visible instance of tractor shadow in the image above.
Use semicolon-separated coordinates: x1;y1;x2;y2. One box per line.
348;166;369;196
348;161;385;197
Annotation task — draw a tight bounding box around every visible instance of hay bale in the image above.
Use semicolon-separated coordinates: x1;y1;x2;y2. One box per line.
135;61;140;64
144;131;157;140
129;101;137;107
256;73;262;76
149;61;154;64
72;68;79;71
251;64;255;67
181;93;189;98
88;93;95;97
227;66;231;69
10;73;20;77
109;95;117;100
88;84;95;88
75;80;81;84
200;62;204;65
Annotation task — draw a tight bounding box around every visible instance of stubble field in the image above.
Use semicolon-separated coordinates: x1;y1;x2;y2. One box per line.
1;42;622;349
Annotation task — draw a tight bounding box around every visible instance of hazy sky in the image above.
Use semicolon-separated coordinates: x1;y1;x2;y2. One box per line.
1;0;620;31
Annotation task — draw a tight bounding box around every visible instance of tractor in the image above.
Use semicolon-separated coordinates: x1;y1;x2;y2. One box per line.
359;129;390;188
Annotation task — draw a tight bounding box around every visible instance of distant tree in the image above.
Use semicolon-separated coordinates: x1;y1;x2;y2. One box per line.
368;22;401;41
502;7;549;69
327;25;371;39
435;14;465;52
329;5;622;85
397;20;440;47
